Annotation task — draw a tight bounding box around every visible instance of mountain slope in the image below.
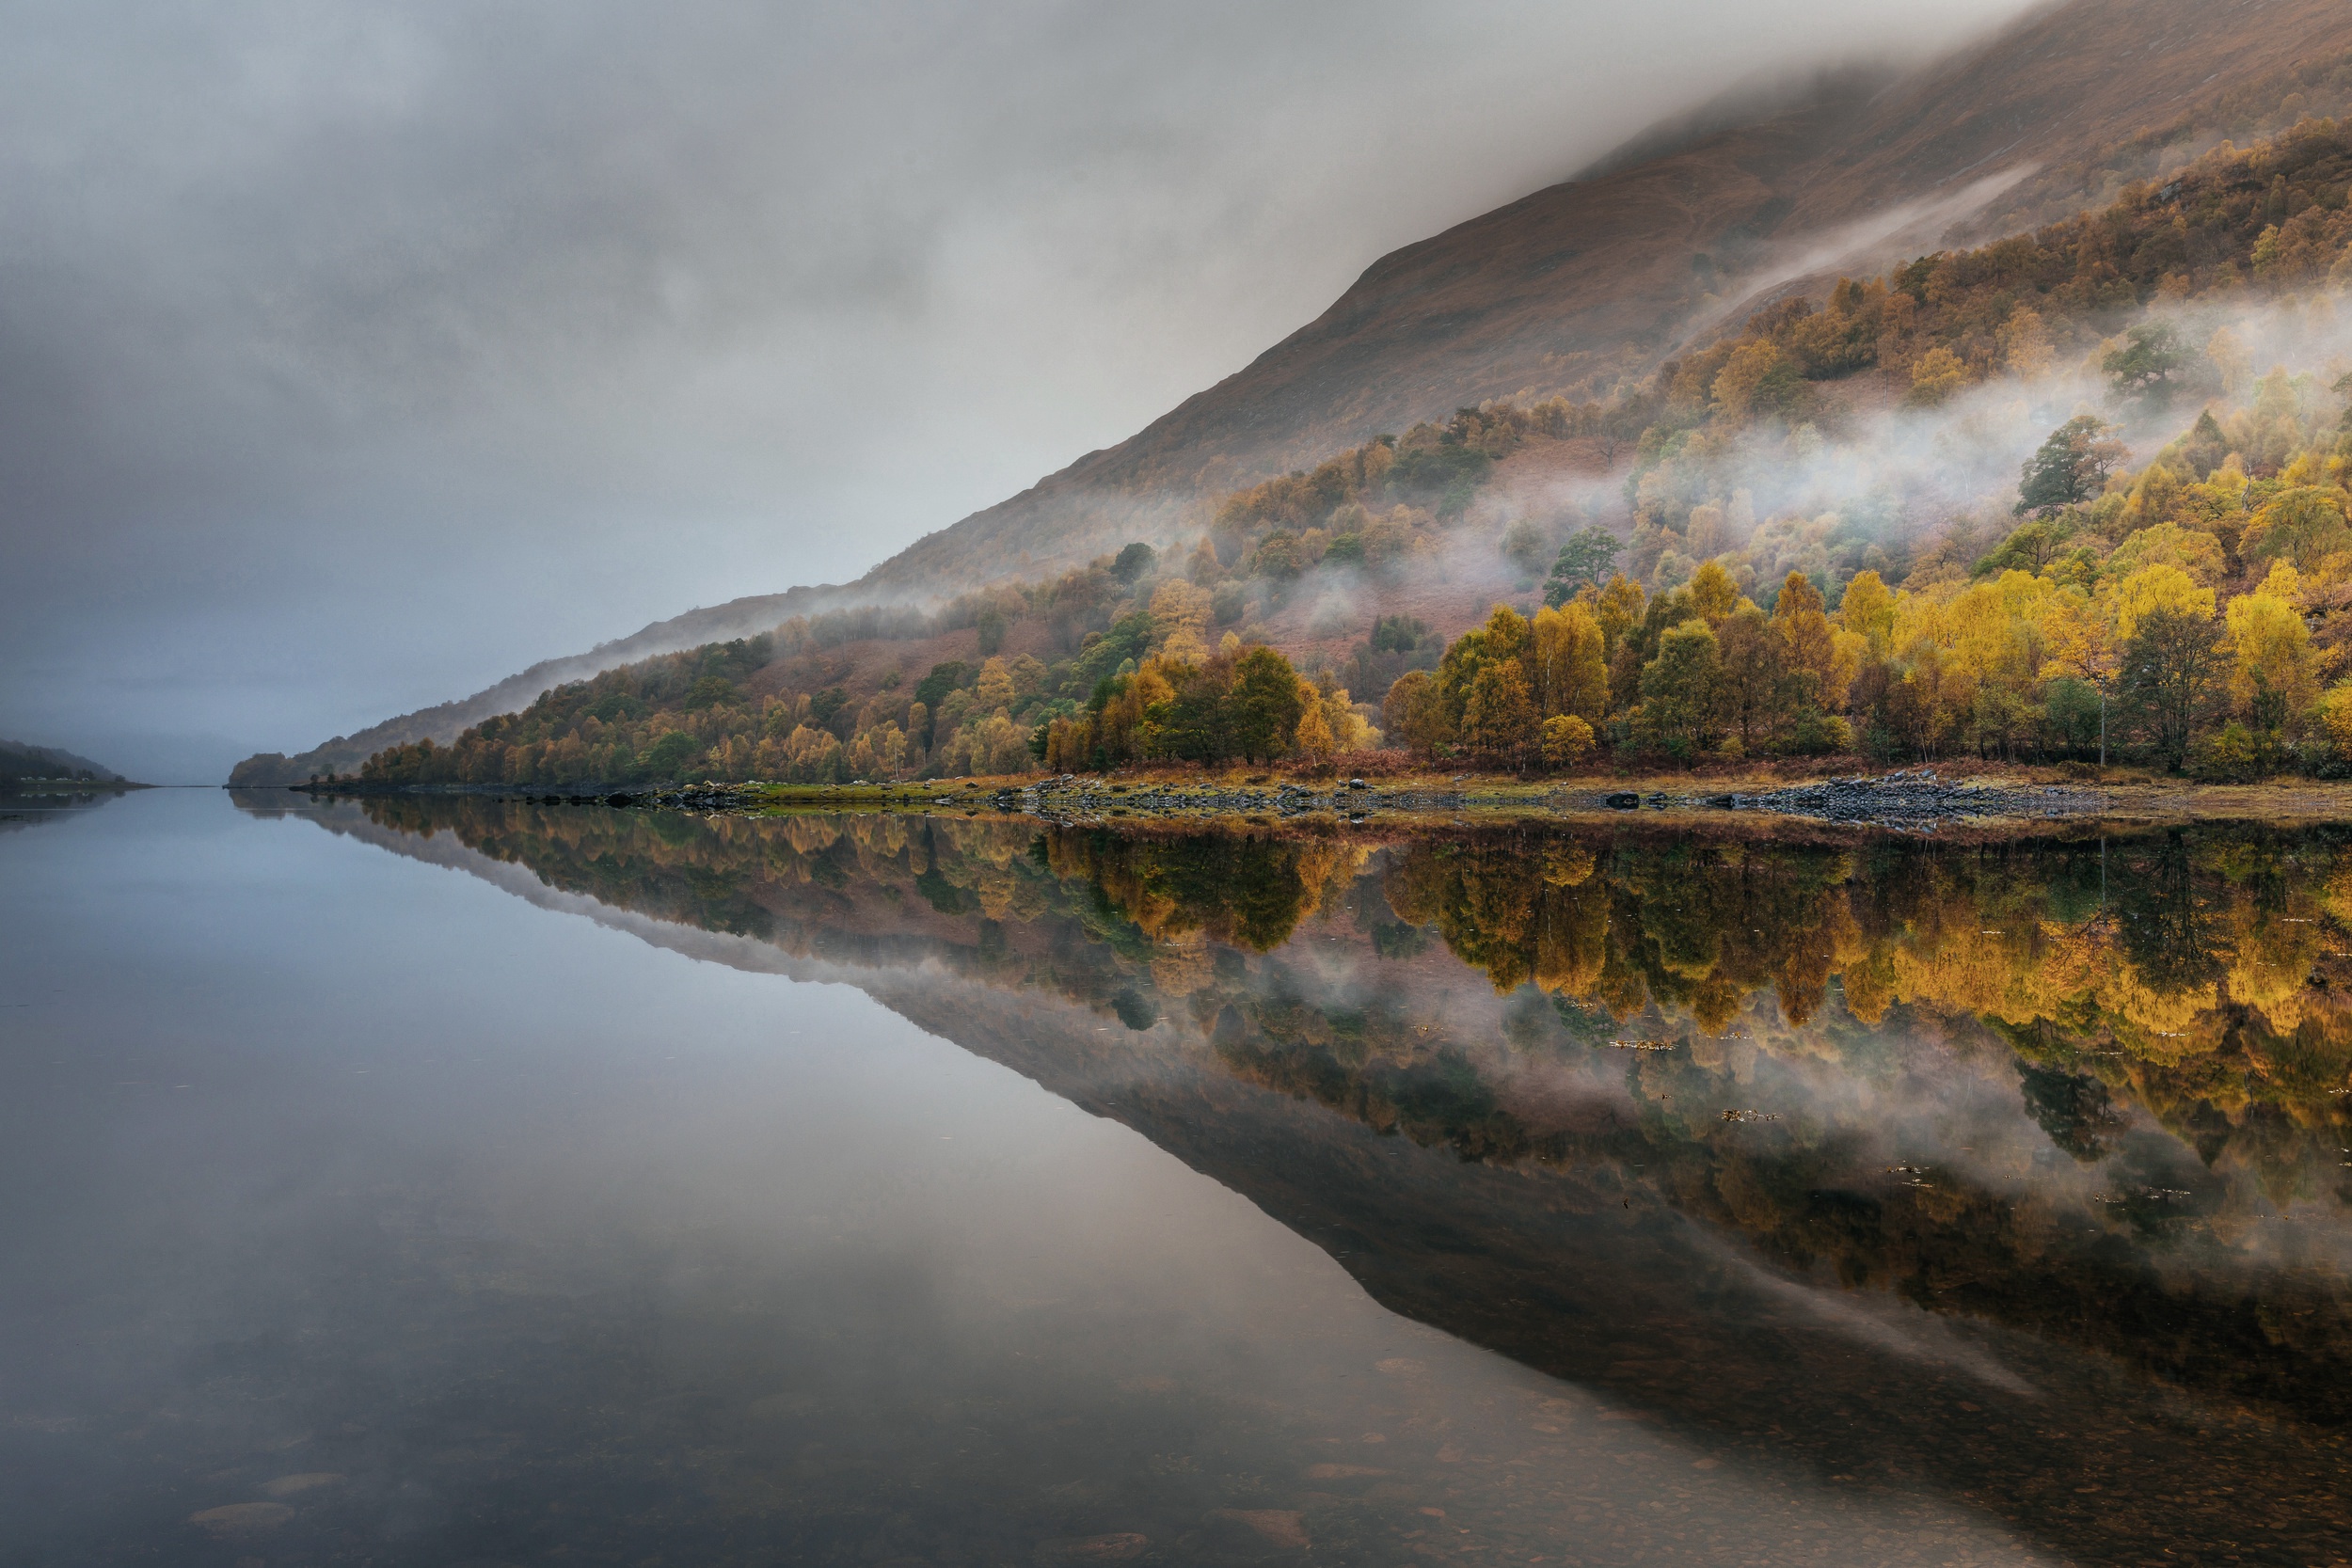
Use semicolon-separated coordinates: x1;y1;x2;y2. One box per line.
228;586;852;785
856;0;2352;591
0;737;127;784
237;0;2352;784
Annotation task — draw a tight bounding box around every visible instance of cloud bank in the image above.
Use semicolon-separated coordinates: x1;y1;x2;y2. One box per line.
0;0;2036;779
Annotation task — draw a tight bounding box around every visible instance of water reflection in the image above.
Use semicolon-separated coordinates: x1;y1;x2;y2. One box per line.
15;792;2094;1568
264;793;2352;1563
0;784;128;834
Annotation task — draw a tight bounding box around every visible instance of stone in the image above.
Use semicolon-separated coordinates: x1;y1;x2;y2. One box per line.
188;1503;293;1535
259;1472;342;1498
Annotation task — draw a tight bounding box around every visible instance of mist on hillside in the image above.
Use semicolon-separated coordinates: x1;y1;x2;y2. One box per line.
0;1;2042;780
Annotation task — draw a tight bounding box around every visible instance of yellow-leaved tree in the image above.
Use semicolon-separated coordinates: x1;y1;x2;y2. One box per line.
2038;586;2118;762
1528;603;1609;723
2225;562;2319;736
2104;563;2217;641
1292;698;1336;768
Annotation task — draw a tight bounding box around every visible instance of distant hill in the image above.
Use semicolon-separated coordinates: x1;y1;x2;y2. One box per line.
235;0;2352;784
229;585;860;785
0;738;128;785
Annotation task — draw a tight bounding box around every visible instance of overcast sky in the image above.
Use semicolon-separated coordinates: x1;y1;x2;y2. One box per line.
0;0;2039;782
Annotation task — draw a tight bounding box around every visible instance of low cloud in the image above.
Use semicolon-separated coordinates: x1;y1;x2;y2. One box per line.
0;0;2038;779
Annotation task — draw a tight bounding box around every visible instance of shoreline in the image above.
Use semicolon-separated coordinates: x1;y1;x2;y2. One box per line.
255;763;2352;834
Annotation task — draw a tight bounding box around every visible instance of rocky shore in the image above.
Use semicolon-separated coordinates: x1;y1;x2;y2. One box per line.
998;768;2100;830
1687;769;2102;829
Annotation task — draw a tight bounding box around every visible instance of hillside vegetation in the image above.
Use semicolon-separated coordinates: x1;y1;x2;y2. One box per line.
238;0;2352;789
352;120;2352;789
0;738;126;785
850;5;2352;596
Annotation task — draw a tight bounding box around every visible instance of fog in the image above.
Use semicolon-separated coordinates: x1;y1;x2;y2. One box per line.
0;0;2041;781
1402;277;2352;626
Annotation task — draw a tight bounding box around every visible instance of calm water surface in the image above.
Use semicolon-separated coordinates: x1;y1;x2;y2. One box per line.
3;788;2348;1565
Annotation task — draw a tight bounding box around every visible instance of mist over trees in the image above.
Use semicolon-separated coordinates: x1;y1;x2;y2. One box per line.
353;118;2352;788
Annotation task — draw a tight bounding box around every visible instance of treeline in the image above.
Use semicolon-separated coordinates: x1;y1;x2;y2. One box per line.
1200;401;1620;597
1390;379;2352;771
1607;119;2352;592
1038;640;1375;772
359;551;1388;786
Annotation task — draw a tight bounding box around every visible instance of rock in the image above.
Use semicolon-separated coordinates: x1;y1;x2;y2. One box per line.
1216;1510;1311;1548
1038;1532;1152;1561
259;1472;342;1498
1603;791;1640;809
188;1503;294;1535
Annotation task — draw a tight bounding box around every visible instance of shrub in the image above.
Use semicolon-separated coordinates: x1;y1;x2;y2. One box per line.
1782;712;1852;757
1540;714;1595;768
2186;722;2261;783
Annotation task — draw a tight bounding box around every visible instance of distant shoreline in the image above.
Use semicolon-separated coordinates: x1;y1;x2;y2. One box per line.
2;779;153;793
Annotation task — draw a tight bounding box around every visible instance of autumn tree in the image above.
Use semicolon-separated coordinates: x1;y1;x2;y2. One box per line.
1528;603;1609;724
1461;661;1538;768
1710;341;1809;424
1772;571;1848;708
1826;564;1883;629
2122;607;2228;769
2039;592;2119;764
2224;563;2318;745
1640;620;1724;758
1230;646;1307;763
1714;606;1793;752
1997;305;2053;378
1906;346;1969;407
1293;699;1337;768
2241;486;2350;571
1383;670;1452;755
1540;715;1595;768
1688;560;1743;626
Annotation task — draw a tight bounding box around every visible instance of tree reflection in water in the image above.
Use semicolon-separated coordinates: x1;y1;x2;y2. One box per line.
295;795;2352;1560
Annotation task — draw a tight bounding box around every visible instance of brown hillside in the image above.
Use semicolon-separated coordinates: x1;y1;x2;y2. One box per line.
863;0;2352;593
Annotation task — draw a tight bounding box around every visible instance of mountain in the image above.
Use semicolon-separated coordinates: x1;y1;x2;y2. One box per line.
0;737;128;785
855;0;2352;592
228;585;859;785
234;0;2352;784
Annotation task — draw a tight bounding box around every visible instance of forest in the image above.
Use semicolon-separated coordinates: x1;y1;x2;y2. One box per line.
358;119;2352;787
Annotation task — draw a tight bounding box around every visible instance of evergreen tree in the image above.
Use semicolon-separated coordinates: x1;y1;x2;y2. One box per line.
2016;416;2124;515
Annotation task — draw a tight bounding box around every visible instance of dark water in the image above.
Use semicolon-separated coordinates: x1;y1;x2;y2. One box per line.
4;791;2349;1566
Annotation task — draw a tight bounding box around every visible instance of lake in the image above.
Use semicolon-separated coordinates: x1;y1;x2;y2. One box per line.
3;787;2347;1565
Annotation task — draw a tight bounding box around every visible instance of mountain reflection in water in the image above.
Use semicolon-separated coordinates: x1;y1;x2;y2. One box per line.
255;793;2352;1564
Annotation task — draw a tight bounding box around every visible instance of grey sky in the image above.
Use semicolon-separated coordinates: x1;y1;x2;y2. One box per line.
0;0;2036;781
